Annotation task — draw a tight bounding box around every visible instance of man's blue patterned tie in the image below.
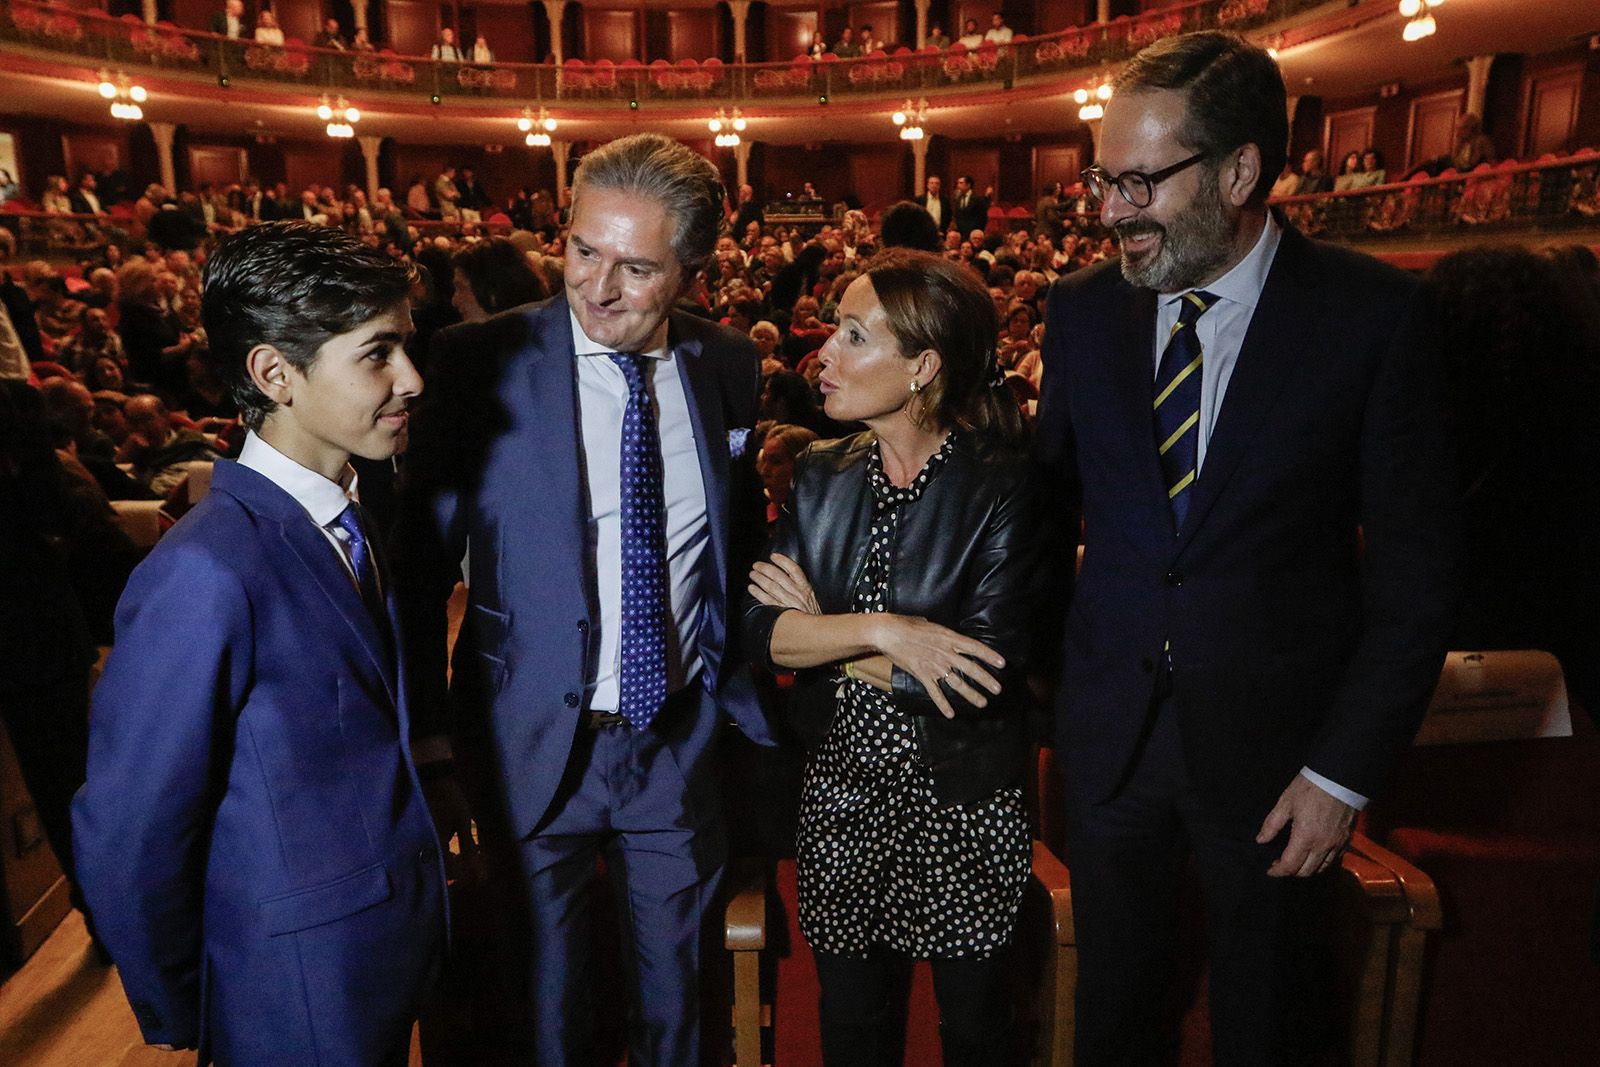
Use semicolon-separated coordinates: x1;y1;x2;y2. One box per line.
1153;290;1216;527
610;352;670;730
332;503;384;623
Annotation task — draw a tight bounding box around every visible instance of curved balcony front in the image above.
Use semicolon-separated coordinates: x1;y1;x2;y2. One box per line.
2;0;1335;111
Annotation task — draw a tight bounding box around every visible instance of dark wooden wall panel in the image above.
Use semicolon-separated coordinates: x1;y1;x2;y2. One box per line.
1523;67;1583;156
385;0;439;55
473;3;537;62
666;8;719;61
583;7;641;62
766;6;819;60
275;0;324;44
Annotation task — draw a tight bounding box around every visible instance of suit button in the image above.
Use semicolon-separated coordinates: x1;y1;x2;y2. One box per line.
419;846;437;864
563;692;580;708
1165;572;1183;587
577;620;589;635
1140;658;1155;673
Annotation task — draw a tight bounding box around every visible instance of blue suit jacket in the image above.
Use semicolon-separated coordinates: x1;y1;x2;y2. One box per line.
73;460;447;1065
393;293;774;841
1034;224;1459;825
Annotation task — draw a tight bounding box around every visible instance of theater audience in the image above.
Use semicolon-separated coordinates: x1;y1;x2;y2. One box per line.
116;259;193;395
117;393;215;496
253;9;284;46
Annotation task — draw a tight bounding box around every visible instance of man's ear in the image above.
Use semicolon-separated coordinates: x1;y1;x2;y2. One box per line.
1224;144;1263;208
246;343;295;407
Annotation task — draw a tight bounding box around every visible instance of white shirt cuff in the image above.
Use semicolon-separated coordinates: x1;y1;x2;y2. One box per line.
411;735;454;766
1299;767;1368;810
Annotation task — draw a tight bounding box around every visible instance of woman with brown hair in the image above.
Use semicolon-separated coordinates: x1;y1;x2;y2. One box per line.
742;248;1040;1065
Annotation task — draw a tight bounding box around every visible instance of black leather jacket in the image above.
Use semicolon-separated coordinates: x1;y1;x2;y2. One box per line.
742;430;1042;807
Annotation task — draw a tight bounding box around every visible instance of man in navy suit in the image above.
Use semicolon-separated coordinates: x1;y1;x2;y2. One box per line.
393;133;774;1064
1034;33;1457;1064
73;222;446;1066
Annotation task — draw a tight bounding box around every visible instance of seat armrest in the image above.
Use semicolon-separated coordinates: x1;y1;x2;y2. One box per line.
1031;839;1075;946
724;859;768;951
1344;832;1444;931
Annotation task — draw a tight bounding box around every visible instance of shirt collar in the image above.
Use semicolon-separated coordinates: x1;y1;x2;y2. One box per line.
238;430;358;528
1161;210;1280;313
568;307;671;361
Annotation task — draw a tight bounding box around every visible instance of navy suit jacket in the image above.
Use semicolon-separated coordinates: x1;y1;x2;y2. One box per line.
1034;224;1459;826
73;460;447;1065
393;293;773;841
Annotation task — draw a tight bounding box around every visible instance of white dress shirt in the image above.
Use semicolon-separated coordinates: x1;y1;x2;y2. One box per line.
238;431;364;588
923;193;944;228
570;309;709;713
1152;212;1367;810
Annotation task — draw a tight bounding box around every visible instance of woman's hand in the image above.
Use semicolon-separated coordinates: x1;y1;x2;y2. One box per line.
872;615;1005;719
748;553;821;615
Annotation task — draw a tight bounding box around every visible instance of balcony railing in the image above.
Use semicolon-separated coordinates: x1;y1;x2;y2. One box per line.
2;0;1324;104
1271;153;1600;244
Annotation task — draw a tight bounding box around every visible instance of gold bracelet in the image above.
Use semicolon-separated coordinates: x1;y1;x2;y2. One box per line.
843;660;859;681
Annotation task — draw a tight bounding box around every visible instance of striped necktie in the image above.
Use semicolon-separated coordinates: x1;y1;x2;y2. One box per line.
1153;290;1216;526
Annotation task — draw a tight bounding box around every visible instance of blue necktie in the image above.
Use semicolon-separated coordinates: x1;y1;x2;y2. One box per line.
611;353;670;731
332;503;384;620
1153;290;1216;527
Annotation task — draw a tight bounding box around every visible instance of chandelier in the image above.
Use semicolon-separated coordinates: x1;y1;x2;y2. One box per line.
709;108;746;148
892;99;927;141
518;106;558;146
1398;0;1441;41
96;71;146;121
317;94;360;137
1074;83;1112;122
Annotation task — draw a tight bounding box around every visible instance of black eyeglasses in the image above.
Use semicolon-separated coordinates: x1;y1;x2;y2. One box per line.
1080;151;1210;209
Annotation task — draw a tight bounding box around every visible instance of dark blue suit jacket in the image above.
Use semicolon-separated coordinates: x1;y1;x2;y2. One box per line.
73;460;447;1065
393;293;773;841
1034;224;1459;826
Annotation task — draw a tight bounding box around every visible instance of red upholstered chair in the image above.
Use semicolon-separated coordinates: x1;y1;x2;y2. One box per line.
1361;653;1600;1065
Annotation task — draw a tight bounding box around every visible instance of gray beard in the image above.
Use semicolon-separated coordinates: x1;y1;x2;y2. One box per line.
1116;173;1237;292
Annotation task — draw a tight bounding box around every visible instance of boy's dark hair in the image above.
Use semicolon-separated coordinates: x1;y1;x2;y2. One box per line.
201;222;418;430
1114;31;1288;205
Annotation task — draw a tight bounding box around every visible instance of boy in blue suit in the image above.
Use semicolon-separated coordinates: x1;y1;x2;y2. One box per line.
73;222;447;1066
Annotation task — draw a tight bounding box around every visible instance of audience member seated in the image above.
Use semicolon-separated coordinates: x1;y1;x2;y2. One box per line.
116;259;194;395
253;9;285;46
984;12;1014;44
958;18;984;49
470;33;493;63
39;377;157;501
833;26;860;57
117;394;215;497
56;306;124;374
926;23;950;49
313;17;347;50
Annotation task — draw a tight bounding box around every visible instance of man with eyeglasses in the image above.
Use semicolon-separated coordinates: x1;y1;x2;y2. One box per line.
1033;31;1457;1064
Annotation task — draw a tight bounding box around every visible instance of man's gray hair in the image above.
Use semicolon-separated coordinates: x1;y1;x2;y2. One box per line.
572;133;726;274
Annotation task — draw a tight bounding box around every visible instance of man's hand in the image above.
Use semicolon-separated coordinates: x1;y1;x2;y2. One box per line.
421;774;486;885
1256;774;1355;878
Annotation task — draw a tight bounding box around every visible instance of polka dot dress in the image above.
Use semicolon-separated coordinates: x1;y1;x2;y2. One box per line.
796;433;1031;961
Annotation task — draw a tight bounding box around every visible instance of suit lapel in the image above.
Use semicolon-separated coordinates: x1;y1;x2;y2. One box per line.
672;318;731;591
212;460;398;706
1174;227;1310;553
1110;285;1173;526
521;297;589;570
278;515;398;705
